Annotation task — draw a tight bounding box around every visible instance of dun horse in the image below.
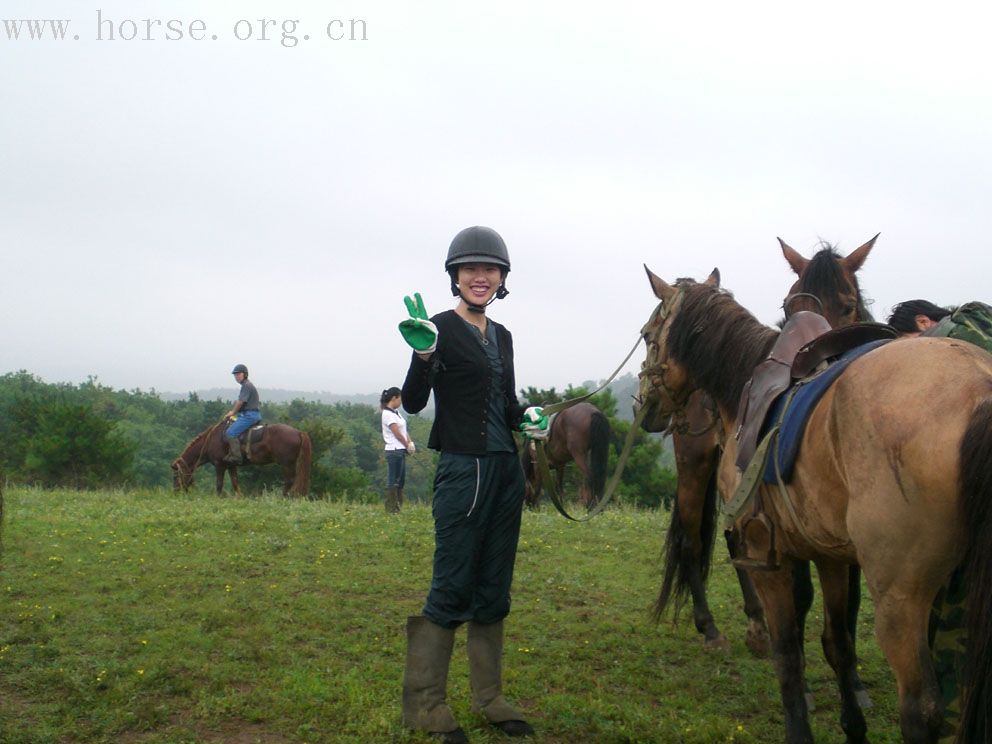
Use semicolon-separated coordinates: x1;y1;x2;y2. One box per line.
521;402;610;508
650;237;878;664
172;422;312;497
638;268;992;744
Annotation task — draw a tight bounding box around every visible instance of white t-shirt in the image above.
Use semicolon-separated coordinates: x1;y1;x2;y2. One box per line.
382;407;409;451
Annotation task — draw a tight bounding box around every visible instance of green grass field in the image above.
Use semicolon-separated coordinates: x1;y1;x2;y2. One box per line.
0;487;902;743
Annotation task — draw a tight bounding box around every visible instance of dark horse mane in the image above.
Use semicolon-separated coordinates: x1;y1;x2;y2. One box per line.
176;426;215;462
667;282;777;418
798;243;874;322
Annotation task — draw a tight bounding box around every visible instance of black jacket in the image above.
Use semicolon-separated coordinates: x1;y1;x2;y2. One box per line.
402;309;525;455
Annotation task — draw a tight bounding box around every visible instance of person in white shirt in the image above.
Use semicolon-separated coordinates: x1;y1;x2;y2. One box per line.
381;386;415;513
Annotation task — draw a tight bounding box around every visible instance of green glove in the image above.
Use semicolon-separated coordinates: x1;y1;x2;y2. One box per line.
399;292;438;353
519;406;550;439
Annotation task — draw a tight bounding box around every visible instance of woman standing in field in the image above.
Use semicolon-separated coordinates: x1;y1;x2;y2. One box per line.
380;386;414;513
397;226;546;742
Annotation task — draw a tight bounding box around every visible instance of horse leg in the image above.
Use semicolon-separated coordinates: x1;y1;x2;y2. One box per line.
751;557;814;744
228;466;241;497
282;465;295;497
847;566;872;708
676;474;724;649
793;561;815;710
572;453;592;508
816;559;868;744
214;465;225;495
872;592;943;743
725;529;770;657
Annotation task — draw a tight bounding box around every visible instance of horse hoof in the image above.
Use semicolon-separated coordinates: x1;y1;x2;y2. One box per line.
745;622;771;658
854;687;873;709
704;634;730;652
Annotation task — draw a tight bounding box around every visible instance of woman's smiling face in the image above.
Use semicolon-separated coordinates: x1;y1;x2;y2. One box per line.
457;263;502;305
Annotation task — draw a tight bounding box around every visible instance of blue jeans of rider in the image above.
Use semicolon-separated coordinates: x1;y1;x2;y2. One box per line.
386;450;407;488
227;410;261;437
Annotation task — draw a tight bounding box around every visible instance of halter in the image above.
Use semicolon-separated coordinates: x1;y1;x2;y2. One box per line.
637;286;692;410
781;292;824;318
664;393;720;438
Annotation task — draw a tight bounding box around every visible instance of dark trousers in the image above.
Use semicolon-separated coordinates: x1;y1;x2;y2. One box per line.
423;451;525;629
385;449;407;488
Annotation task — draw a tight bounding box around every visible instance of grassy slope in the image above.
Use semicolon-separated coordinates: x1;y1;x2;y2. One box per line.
0;488;900;743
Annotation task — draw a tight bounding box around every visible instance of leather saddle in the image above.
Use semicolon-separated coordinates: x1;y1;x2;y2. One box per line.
238;424;266;446
735;314;896;471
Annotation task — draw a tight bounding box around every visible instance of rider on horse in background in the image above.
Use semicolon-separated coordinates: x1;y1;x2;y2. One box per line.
225;363;262;463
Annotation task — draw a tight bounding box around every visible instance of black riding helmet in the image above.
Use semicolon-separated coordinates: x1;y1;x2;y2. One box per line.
231;364;249;377
445;226;510;310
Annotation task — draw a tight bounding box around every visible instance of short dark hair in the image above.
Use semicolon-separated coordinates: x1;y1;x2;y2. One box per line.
380;387;402;408
887;299;950;334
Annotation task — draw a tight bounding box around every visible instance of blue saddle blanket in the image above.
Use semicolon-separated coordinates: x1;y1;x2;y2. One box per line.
762;339;891;484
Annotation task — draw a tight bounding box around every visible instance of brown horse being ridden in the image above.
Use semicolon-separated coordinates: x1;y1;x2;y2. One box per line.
638;267;992;744
520;402;610;508
171;421;312;497
648;236;878;665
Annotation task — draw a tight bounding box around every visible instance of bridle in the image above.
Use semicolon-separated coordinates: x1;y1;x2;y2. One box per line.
637;285;688;418
172;419;226;490
781;291;824;318
636;285;709;434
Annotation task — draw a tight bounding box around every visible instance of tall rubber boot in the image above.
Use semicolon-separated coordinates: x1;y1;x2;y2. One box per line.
402;616;468;743
224;435;242;464
397;487;405;510
467;620;534;737
385;487;400;513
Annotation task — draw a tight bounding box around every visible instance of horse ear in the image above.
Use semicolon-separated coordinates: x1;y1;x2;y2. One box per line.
644;264;675;302
844;232;879;273
705;268;720;287
778;237;809;276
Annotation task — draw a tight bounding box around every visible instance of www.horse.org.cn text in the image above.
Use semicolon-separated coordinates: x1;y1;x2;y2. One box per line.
1;11;369;46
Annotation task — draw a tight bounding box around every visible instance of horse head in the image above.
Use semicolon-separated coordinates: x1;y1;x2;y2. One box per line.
636;265;720;431
171;457;193;491
780;234;877;327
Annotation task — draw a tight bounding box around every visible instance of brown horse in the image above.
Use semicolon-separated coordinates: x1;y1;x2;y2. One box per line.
521;402;610;508
650;237;878;662
171;422;312;497
638;268;992;744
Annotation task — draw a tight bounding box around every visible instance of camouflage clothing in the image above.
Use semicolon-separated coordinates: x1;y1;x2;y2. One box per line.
924;303;990;742
925;301;992;352
931;567;966;743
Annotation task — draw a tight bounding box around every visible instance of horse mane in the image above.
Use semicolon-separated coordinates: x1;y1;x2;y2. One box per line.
667;282;777;417
798;243;875;322
176;427;212;462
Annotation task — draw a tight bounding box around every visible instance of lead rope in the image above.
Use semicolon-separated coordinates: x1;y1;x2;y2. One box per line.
534;401;650;521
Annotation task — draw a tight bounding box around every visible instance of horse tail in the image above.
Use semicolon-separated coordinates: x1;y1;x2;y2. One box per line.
292;431;312;497
587;410;610;501
958;397;992;743
652;452;719;622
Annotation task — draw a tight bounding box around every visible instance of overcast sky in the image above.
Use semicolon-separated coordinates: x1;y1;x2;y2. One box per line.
3;1;990;398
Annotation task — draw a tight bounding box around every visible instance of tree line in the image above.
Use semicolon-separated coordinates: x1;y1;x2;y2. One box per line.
0;371;677;508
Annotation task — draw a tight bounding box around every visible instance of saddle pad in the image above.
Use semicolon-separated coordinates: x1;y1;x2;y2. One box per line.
762;339;891;484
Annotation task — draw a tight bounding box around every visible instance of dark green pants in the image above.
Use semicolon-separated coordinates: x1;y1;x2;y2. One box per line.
424;451;525;629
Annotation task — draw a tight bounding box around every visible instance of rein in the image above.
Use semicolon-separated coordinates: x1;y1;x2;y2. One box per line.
530;332;646;521
533;402;650;522
173;418;227;488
